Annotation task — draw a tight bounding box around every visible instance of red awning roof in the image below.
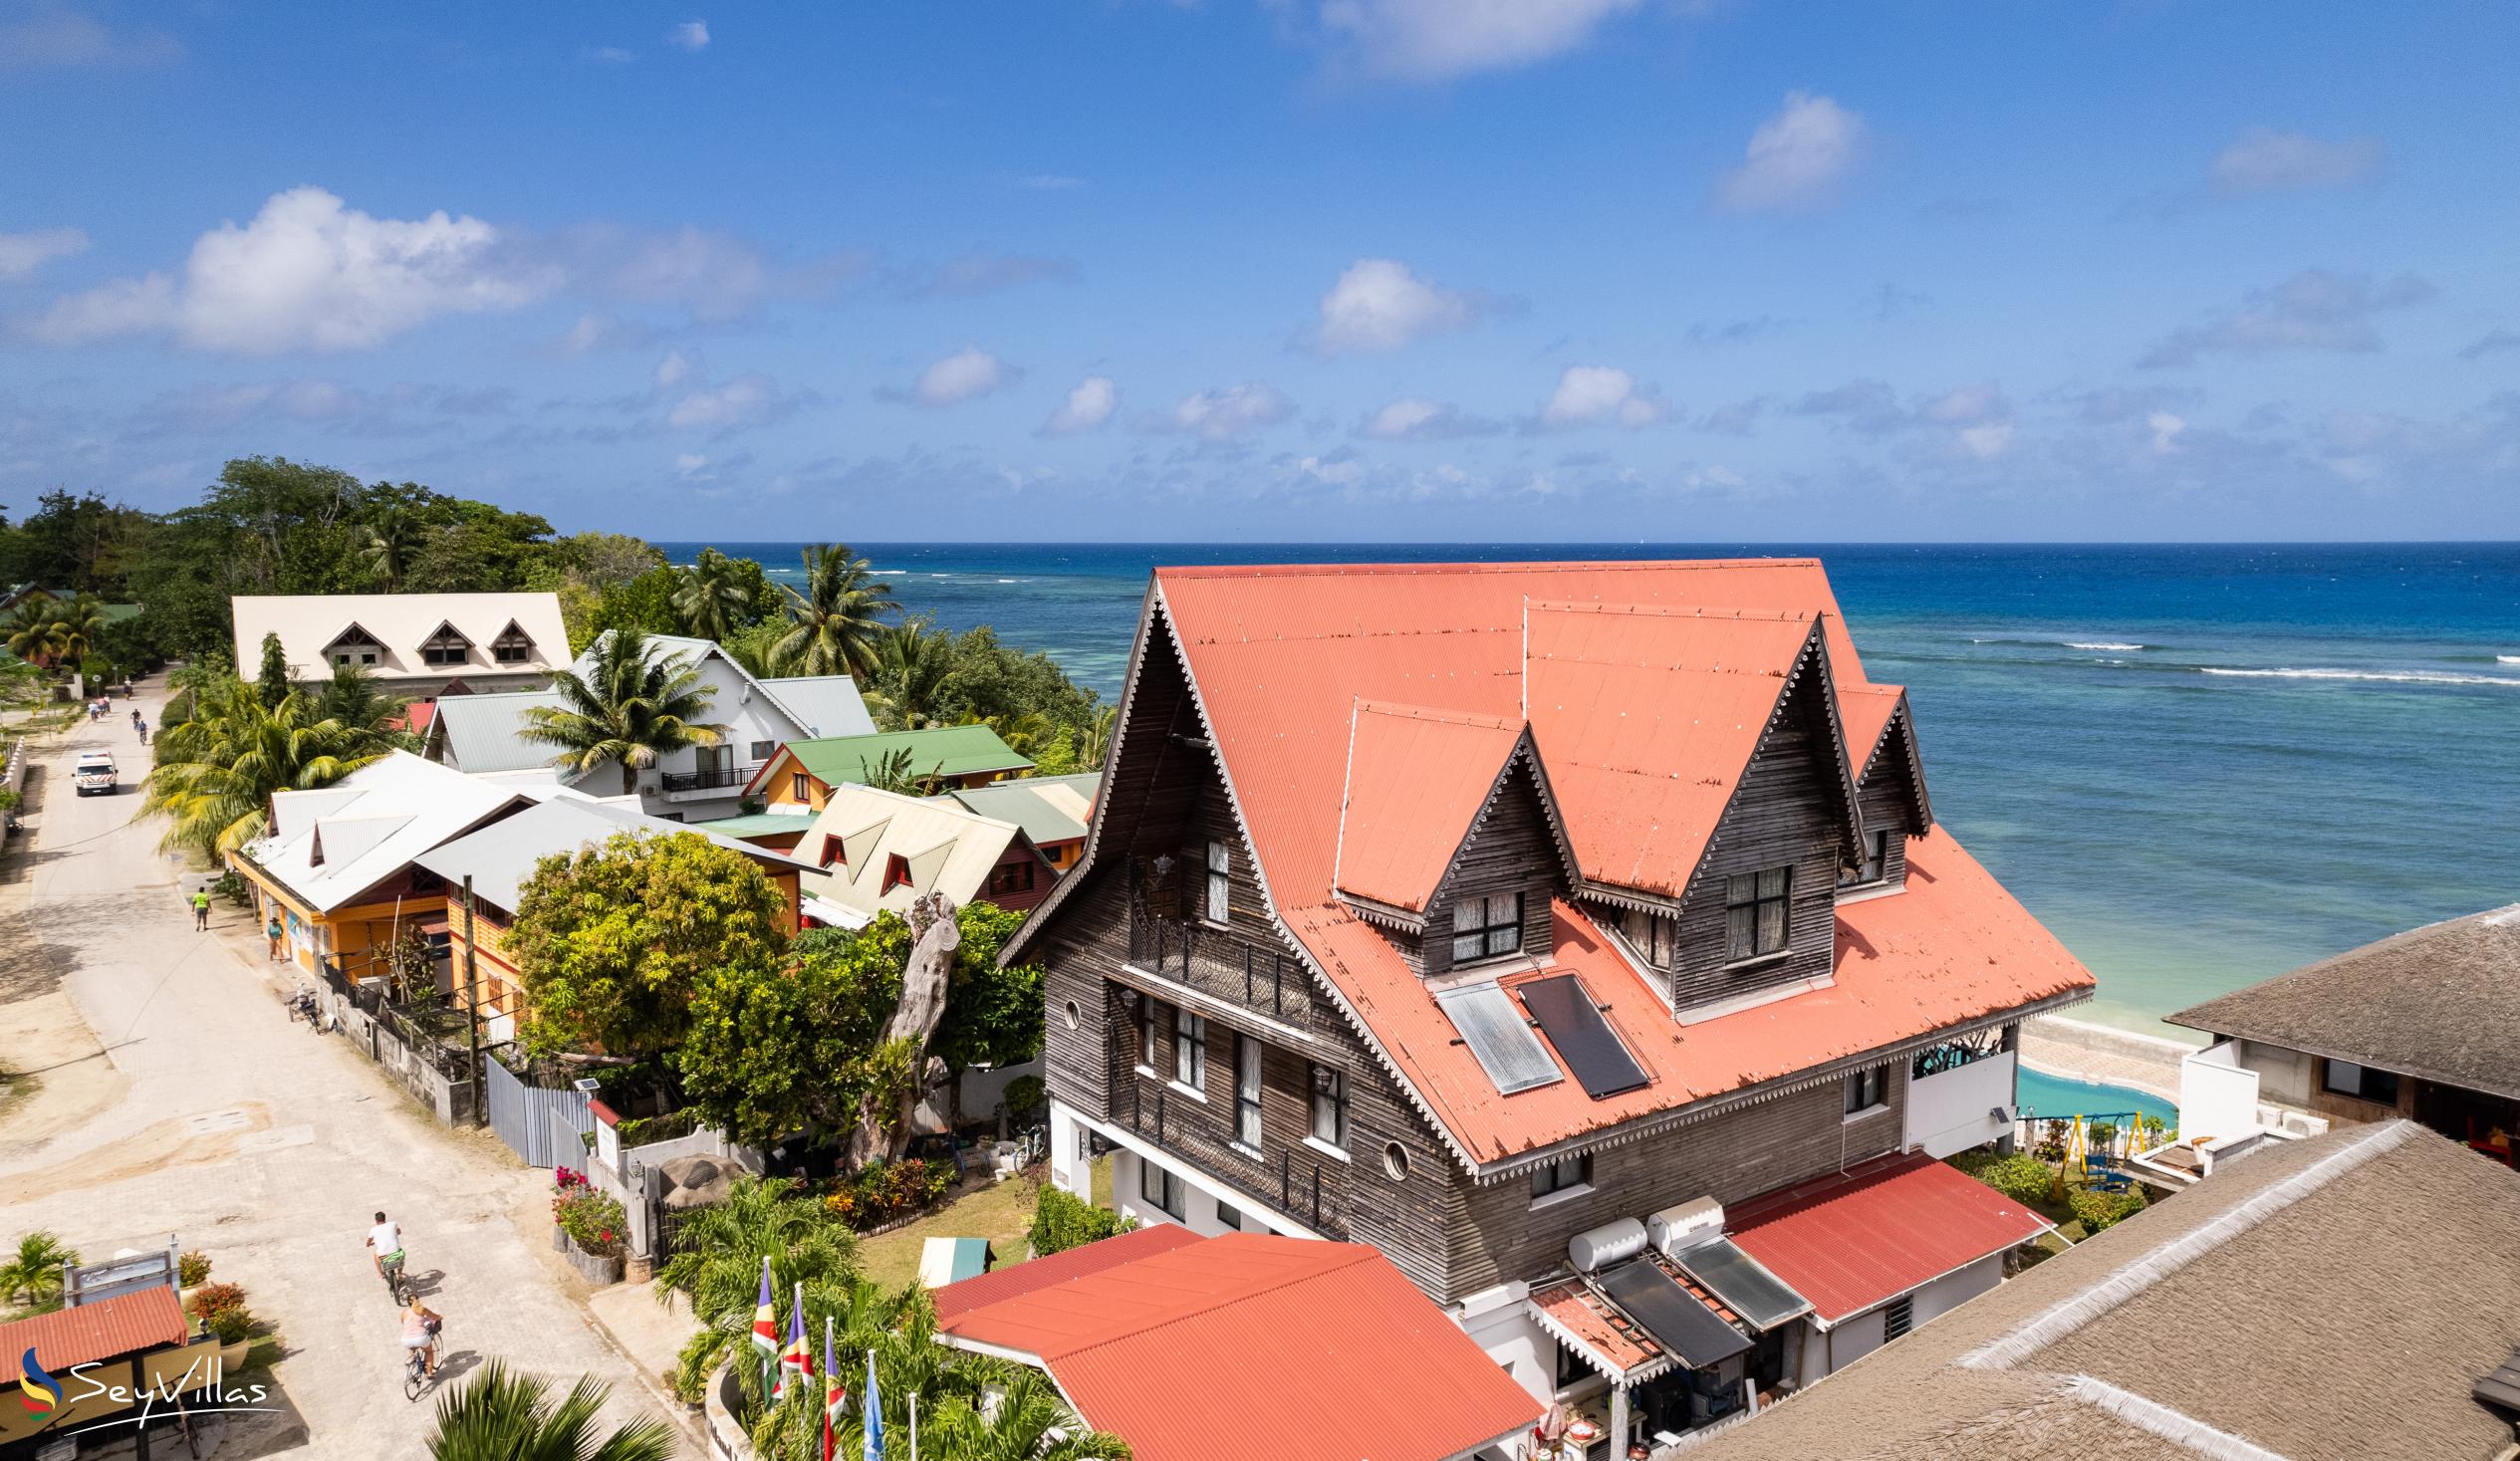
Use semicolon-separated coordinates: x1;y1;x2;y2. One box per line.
1724;1151;2053;1325
937;1232;1540;1461
930;1223;1202;1325
0;1287;188;1381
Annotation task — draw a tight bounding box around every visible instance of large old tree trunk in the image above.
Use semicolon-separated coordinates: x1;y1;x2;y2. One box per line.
844;891;961;1169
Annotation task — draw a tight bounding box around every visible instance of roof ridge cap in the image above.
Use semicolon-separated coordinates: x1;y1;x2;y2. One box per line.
1526;600;1817;621
1352;699;1519;730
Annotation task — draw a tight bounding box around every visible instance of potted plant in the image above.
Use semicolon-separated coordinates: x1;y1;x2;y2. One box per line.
206;1306;254;1370
553;1185;628;1284
176;1250;211;1307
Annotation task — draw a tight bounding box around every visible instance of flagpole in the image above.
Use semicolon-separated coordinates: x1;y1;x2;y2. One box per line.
910;1392;917;1461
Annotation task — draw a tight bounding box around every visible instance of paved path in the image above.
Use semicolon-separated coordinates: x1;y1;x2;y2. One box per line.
0;684;684;1455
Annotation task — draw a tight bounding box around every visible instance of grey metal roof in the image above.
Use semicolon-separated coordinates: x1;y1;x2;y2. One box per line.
757;675;878;739
431;690;567;774
936;772;1102;849
412;795;816;914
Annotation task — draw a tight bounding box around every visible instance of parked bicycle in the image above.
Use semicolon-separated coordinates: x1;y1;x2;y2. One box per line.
286;987;321;1028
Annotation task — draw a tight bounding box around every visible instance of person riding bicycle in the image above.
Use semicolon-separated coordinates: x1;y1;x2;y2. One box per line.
366;1211;403;1282
398;1296;443;1379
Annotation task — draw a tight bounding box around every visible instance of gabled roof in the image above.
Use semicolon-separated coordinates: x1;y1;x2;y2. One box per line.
413;792;816;914
1524;602;1861;898
934;1232;1539;1461
930;1224;1203;1325
936;772;1103;849
799;784;1038;922
1679;1122;2520;1461
231;592;567;681
751;725;1034;794
1334;702;1527;915
593;632;876;741
428;689;571;774
0;1287;188;1383
2167;903;2520;1100
245;752;525;913
1725;1150;2052;1325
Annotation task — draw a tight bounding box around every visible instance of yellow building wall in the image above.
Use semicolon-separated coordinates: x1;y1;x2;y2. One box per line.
756;753;829;814
229;857;446;979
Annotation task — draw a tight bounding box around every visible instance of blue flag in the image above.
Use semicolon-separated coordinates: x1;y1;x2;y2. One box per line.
863;1349;884;1461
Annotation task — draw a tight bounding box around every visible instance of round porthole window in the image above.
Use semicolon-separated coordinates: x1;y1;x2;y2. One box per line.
1384;1142;1409;1181
1062;999;1081;1030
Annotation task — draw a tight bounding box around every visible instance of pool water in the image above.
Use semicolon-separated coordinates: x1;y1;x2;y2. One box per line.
2014;1066;2178;1124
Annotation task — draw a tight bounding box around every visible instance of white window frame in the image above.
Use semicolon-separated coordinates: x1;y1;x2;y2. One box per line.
1203;840;1231;926
1234;1035;1264;1150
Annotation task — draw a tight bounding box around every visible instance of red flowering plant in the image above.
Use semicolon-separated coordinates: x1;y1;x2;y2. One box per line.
555;1187;628;1258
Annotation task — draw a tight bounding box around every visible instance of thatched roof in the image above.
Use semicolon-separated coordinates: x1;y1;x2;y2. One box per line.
2168;904;2520;1100
1677;1122;2520;1461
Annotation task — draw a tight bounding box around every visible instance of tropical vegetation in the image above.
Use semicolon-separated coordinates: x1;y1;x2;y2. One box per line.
519;627;725;796
774;543;900;678
424;1360;675;1461
0;1231;80;1315
143;682;392;857
1027;1187;1136;1258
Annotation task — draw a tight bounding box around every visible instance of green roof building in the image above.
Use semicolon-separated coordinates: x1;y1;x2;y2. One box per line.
750;724;1035;807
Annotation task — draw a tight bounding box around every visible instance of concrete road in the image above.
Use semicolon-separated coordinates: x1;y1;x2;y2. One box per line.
0;684;683;1456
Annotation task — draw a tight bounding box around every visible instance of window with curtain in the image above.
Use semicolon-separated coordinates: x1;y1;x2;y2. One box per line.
1309;1064;1347;1149
1725;866;1793;962
1235;1036;1263;1148
1204;840;1231;924
1451;891;1525;964
1173;1007;1207;1090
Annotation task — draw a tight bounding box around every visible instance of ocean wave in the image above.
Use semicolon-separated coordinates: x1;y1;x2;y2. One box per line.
2502;655;2520;665
2066;641;2145;651
2197;666;2520;688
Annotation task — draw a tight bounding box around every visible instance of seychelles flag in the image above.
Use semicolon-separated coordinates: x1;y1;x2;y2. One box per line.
821;1320;845;1461
775;1283;809;1400
863;1349;884;1461
749;1258;779;1361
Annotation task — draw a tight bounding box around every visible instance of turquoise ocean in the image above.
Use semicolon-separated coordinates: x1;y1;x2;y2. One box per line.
659;542;2520;1038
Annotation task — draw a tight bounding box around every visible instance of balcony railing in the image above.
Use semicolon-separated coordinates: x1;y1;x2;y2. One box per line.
658;763;761;794
1126;898;1310;1030
1117;1077;1341;1234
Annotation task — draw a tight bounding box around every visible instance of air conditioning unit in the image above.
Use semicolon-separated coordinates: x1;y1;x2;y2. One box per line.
1645;1197;1724;1256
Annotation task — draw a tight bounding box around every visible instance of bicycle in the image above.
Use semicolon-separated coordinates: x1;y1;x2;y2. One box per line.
379;1250;413;1307
401;1320;442;1403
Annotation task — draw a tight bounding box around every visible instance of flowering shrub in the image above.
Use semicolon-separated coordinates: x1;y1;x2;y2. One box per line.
177;1250;212;1287
187;1282;247;1323
554;1165;591;1193
823;1157;955;1231
555;1189;628;1257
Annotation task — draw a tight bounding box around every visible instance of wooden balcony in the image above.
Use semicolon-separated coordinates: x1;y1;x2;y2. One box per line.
1126;900;1311;1031
1117;1076;1342;1235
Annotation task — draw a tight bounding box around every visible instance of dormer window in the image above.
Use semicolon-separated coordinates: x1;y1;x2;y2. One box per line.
489;620;536;665
1841;830;1890;888
820;834;845;869
420;622;473;667
326;623;383;667
1726;866;1792;963
1451;891;1524;965
882;853;913;893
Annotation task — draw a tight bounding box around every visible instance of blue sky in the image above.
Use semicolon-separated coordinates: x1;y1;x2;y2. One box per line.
3;1;2515;541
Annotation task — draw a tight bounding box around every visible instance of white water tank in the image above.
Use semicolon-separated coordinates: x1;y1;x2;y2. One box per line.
1568;1218;1648;1273
1646;1197;1724;1256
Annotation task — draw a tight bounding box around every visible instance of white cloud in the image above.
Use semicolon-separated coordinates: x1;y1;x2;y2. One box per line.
1311;258;1488;356
1358;396;1500;440
0;228;89;280
667;371;789;432
2141;269;2432;367
549;311;653;354
909;347;1016;408
1711;92;1866;214
907;253;1076;299
1143;382;1296;441
0;3;180;69
25;186;545;354
670;20;709;50
675;452;710;478
653;350;694;388
1317;0;1643;81
591;46;636;64
1038;375;1119;436
2146;411;2186;453
2209;127;2387;196
1537;365;1670;430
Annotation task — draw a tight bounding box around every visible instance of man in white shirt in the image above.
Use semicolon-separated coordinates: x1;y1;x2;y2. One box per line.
366;1211;403;1278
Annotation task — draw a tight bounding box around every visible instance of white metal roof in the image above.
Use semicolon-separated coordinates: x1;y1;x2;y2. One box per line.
231;592;568;684
245;752;527;913
430;690;571;774
412;791;817;914
797;784;1033;921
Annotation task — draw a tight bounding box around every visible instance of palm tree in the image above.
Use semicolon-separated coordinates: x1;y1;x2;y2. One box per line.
0;1232;80;1315
319;657;396;733
656;1174;869;1396
425;1360;673;1461
520;629;725;797
874;616;957;729
144;683;389;857
1077;704;1118;770
863;746;945;797
671;547;750;644
2;599;66;667
773;544;898;677
52;594;108;666
364;511;421;593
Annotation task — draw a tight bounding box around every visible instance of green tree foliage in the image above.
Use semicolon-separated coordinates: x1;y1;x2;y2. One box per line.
505;831;791;1060
680;928;905;1146
143;682;389;857
869;615;957;729
773;543;898;677
0;1231;81;1315
519;629;724;796
1949;1150;2057;1207
2068;1184;2146;1233
1027;1188;1136;1258
653;1174;873;1396
318;657;397;733
424;1360;674;1461
860;746;944;797
52;594;107;667
254;631;292;708
926;901;1044;1074
671;547;752;643
363;510;420;592
583;565;684;648
4;490;150;595
1;599;67;667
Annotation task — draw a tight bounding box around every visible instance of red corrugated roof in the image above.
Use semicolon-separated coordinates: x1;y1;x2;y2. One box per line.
1335;702;1524;913
941;1233;1540;1461
1141;558;2089;1164
1725;1151;2053;1325
1530;1281;1664;1375
1837;683;1905;776
0;1287;188;1381
929;1223;1202;1325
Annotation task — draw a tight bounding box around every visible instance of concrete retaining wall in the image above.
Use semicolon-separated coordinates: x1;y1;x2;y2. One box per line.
317;986;477;1125
2019;1014;2190;1099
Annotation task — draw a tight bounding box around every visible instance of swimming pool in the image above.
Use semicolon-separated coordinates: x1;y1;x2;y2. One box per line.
2014;1066;2178;1124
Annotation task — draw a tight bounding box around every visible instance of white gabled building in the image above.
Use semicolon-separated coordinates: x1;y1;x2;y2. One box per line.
231;592;571;696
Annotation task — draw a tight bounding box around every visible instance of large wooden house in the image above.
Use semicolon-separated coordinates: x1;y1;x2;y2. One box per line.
1005;560;2096;1450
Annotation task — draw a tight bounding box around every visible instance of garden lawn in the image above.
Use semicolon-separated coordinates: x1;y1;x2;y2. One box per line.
857;1171;1049;1294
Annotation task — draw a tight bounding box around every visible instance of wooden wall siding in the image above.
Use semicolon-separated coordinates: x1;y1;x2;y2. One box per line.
1420;756;1561;980
1854;778;1910;889
1096;605;1206;864
987;848;1052;913
1665;669;1846;1014
1040;867;1130;1118
1443;1065;1910;1301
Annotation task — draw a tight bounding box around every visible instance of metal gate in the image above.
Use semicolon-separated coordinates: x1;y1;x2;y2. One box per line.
483;1056;594;1167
